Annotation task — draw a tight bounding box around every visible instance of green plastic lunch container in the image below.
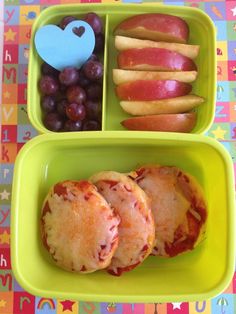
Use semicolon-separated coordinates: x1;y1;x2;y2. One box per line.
27;3;216;134
11;3;235;304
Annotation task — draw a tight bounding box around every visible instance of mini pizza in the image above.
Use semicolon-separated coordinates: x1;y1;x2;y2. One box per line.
41;180;120;273
130;165;207;257
90;171;155;276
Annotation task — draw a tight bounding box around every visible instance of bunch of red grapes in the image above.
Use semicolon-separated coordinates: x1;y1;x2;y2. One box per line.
39;13;104;132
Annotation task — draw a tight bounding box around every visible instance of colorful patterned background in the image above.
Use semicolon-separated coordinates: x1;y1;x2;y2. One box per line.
0;0;236;313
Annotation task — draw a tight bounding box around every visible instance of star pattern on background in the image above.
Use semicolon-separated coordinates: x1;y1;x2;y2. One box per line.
0;190;10;200
3;91;10;99
0;300;6;308
0;190;10;201
211;126;227;140
60;300;75;312
4;28;16;41
172;302;182;310
231;6;236;17
0;231;10;245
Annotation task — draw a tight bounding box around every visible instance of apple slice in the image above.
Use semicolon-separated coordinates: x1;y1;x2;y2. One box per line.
114;13;189;44
116;80;192;101
118;48;197;71
113;69;198;84
115;36;199;59
121;113;196;133
120;95;204;115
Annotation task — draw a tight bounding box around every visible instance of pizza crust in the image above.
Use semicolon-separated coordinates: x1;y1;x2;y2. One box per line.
90;171;155;275
130;165;207;257
41;180;120;273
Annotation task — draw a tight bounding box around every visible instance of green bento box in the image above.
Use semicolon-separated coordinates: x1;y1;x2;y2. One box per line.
11;2;234;304
11;132;235;302
27;3;216;134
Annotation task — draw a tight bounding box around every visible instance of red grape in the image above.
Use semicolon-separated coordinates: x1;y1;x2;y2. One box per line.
64;120;83;131
86;83;102;101
85;100;102;120
60;16;77;29
66;85;86;104
94;33;104;54
44;112;64;131
83;60;103;81
39;13;105;132
41;62;59;77
77;70;90;88
66;103;86;121
83;120;101;131
59;67;79;86
59;84;67;94
39;75;59;95
84;12;102;35
57;99;68;116
88;54;99;62
41;96;56;113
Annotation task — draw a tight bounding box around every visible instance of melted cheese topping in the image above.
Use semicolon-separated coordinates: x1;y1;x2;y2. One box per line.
134;166;191;256
41;180;120;273
90;171;155;275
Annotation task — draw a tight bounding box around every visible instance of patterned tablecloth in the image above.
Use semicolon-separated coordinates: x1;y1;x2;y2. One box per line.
1;0;236;313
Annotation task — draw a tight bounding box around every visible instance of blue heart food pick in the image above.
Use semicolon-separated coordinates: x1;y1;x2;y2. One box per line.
35;20;95;71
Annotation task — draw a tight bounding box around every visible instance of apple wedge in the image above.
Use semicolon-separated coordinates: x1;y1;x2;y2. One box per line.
118;48;197;72
115;36;199;59
113;69;198;84
114;13;189;43
120;95;204;115
121;113;196;133
116;80;192;101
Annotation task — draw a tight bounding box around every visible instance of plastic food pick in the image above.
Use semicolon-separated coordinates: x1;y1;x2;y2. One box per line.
34;20;95;71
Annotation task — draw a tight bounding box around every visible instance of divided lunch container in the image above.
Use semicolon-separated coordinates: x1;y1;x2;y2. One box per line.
27;3;216;134
11;3;234;304
11;132;235;302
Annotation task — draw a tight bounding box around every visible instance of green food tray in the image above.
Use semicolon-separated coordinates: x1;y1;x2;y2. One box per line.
11;132;235;303
27;3;216;134
12;2;234;304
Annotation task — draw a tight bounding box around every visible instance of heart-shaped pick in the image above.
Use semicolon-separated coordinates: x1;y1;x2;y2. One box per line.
34;20;95;71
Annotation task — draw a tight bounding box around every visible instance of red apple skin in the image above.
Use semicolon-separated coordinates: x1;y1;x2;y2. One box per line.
116;80;192;101
114;13;189;43
118;48;197;72
121;113;196;133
